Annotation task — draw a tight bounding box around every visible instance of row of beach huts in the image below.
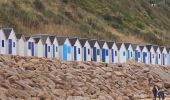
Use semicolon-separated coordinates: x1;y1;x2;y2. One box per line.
0;28;170;65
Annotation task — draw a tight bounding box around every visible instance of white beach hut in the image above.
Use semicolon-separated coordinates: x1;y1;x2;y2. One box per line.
89;40;101;62
98;40;110;63
107;41;119;63
34;38;44;57
57;36;72;61
49;36;59;59
69;38;82;61
25;37;35;57
16;34;25;56
116;43;127;63
79;38;91;62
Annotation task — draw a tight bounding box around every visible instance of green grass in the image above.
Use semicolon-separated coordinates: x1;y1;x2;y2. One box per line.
0;0;170;45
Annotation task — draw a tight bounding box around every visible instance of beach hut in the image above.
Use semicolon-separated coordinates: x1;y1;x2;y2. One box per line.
89;39;101;62
0;28;7;54
34;38;43;57
32;35;52;58
79;38;91;61
25;37;35;56
107;41;118;63
167;47;170;65
69;38;82;61
133;45;142;63
124;43;134;61
153;46;161;65
49;36;59;59
116;43;127;63
57;36;72;61
1;28;17;55
160;46;168;65
140;45;150;64
146;45;156;65
98;40;109;63
16;34;25;56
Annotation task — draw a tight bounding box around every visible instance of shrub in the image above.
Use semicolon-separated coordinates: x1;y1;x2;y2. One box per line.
33;0;45;12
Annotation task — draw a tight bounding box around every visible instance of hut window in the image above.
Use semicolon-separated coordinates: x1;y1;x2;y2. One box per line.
48;46;50;52
106;50;108;56
152;54;154;58
123;51;125;56
88;49;90;55
97;49;100;55
56;47;58;52
115;51;117;56
28;42;31;49
2;40;4;47
13;42;15;47
78;48;80;54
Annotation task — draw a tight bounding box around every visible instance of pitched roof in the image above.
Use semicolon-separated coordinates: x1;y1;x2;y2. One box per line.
116;43;123;50
34;38;41;43
89;39;97;48
131;44;137;50
107;41;114;49
153;45;158;52
69;38;78;46
16;34;23;39
49;36;56;43
25;37;30;41
56;36;68;45
98;40;105;48
124;43;131;49
139;46;144;51
146;45;152;51
79;38;88;47
2;28;12;39
160;46;164;52
166;47;170;52
32;34;49;44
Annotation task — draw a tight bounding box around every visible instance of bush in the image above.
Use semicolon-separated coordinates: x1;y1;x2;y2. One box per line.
33;0;45;12
62;0;69;4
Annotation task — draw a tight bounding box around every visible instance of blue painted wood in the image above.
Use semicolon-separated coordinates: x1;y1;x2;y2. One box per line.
169;53;170;64
8;39;12;54
74;46;77;61
112;49;114;62
128;50;130;59
63;44;67;61
45;44;48;58
150;53;152;64
163;53;165;65
102;49;106;62
93;47;97;61
53;44;55;58
31;42;34;56
135;50;138;62
156;54;158;64
84;47;86;61
143;52;147;63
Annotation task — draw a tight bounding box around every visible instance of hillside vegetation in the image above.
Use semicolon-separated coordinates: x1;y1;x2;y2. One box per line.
0;0;170;45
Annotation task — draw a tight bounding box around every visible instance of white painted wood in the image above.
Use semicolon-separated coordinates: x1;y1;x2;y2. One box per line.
118;43;127;63
17;37;25;56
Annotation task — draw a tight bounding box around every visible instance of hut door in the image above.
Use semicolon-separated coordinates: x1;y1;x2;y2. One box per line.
163;53;165;65
93;47;97;61
112;49;114;62
63;45;67;61
150;53;152;64
102;49;106;62
45;44;48;58
143;52;147;63
31;42;34;56
135;50;138;62
84;47;86;61
8;39;12;54
74;46;77;61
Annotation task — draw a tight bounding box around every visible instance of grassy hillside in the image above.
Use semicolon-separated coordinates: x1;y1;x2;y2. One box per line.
0;0;170;45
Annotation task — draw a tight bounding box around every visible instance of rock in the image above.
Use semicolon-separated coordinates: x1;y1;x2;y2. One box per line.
143;67;150;73
164;81;170;88
114;71;124;76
